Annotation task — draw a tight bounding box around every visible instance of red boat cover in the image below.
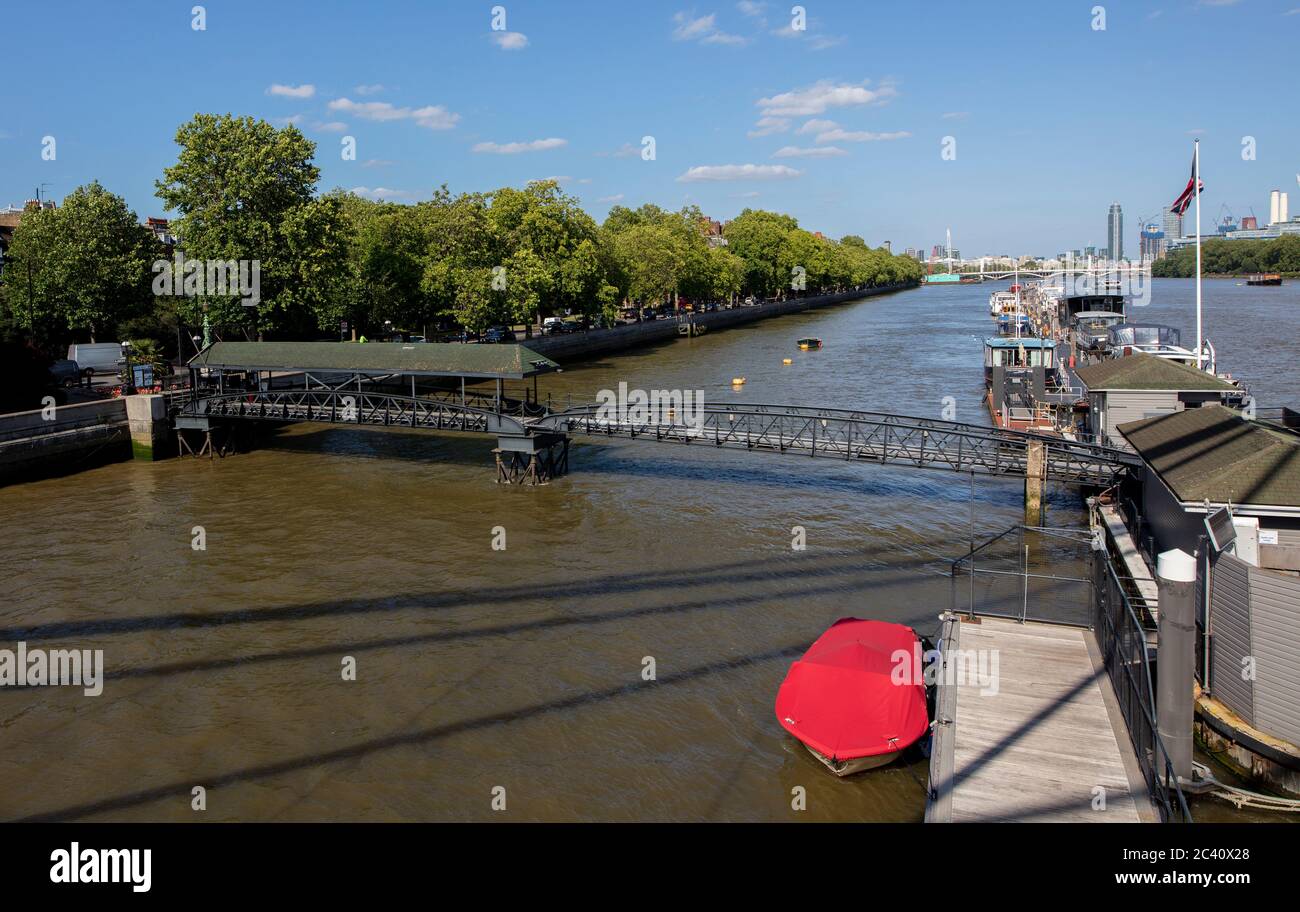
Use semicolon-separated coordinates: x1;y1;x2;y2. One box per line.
775;618;929;761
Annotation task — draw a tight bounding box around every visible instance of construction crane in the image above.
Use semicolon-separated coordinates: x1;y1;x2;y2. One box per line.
1216;203;1238;235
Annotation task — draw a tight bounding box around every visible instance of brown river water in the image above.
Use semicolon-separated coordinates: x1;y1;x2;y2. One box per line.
1;279;1296;822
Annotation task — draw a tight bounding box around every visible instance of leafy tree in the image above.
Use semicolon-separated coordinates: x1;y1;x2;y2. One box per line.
1;183;160;342
156;113;349;338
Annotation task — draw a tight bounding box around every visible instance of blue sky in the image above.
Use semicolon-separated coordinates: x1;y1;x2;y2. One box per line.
3;0;1298;256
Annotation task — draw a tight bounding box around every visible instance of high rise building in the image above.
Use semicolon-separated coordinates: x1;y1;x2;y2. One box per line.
1107;203;1124;262
1162;206;1182;242
1139;223;1166;262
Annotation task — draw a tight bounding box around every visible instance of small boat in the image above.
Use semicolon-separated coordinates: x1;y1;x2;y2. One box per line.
1246;273;1282;286
797;337;822;350
731;376;746;386
775;618;930;776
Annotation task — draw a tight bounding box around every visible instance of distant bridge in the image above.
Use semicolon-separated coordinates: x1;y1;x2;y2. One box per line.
952;266;1152;284
176;389;1135;487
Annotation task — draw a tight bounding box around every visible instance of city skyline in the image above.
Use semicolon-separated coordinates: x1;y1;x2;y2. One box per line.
3;1;1299;255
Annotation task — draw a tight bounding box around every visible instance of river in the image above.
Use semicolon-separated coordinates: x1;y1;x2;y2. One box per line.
0;278;1295;822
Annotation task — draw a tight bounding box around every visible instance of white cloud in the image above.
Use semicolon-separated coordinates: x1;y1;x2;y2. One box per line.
598;193;625;203
758;80;897;116
266;83;316;99
673;11;747;45
737;1;767;17
492;31;529;50
676;163;801;182
772;145;847;158
673;12;716;40
362;159;394;168
349;186;412;201
796;118;838;134
354;84;385;96
733;191;761;198
809;35;846;50
747;116;790;138
472;137;568;154
328;97;460;130
596;142;641;158
274;114;305;126
703;31;747;45
814;128;910;144
941;111;969;120
314;121;349;133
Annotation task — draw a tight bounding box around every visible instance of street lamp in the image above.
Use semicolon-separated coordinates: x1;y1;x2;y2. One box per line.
121;340;133;395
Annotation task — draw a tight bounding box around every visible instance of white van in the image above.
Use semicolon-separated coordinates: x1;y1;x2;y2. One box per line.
67;342;124;377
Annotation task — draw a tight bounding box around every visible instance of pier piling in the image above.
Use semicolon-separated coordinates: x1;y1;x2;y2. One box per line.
1023;438;1047;524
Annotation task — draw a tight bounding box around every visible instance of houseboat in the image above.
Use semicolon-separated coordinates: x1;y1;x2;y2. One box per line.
1246;273;1282;286
983;336;1070;433
1105;323;1230;378
1070;310;1127;354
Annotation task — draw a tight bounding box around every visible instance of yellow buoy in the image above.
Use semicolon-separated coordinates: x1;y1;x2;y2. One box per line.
731;377;746;386
782;358;792;365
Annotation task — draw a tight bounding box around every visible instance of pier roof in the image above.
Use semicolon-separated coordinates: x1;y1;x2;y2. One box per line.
1119;405;1300;508
188;341;561;380
1075;352;1237;392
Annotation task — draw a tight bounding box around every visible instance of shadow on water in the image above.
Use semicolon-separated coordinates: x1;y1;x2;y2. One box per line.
0;549;941;643
17;641;812;822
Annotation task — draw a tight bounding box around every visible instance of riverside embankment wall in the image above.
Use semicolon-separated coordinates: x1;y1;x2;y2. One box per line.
0;398;130;481
525;282;914;361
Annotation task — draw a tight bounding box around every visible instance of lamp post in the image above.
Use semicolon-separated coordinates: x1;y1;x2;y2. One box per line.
121;340;133;395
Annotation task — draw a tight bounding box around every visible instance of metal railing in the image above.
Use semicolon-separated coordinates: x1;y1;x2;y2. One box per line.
948;522;1193;822
950;524;1096;627
1092;553;1194;823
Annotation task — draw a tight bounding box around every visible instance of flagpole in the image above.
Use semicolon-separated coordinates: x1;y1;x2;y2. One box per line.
1194;139;1203;371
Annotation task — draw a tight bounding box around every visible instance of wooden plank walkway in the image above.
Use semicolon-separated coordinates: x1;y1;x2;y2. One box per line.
926;615;1155;823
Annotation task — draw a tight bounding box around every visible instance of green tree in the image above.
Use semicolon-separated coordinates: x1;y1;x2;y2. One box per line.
1;183;160;342
155;113;350;338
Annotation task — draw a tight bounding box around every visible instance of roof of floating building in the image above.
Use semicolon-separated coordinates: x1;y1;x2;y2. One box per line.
187;341;561;380
1118;404;1300;509
1076;352;1238;392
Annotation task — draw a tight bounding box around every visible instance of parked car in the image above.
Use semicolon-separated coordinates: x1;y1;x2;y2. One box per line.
483;326;516;343
542;317;567;336
67;342;124;378
48;359;85;388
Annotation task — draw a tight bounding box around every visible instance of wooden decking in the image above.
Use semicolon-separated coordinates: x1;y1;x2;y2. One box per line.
926;614;1155;823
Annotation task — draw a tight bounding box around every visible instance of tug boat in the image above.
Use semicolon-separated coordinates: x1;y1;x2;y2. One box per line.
775;618;931;776
797;337;822;350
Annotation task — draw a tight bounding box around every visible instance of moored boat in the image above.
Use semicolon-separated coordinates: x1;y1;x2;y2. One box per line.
797;337;822;350
1246;273;1282;286
775;618;930;776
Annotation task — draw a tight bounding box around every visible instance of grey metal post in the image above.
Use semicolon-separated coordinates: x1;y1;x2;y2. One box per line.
1156;548;1196;784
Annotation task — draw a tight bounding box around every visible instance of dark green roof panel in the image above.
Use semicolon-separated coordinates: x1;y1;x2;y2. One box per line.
188;341;560;379
1075;352;1237;392
1118;404;1300;508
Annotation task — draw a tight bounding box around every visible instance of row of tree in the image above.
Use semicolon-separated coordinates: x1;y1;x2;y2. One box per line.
1151;235;1300;278
0;114;922;354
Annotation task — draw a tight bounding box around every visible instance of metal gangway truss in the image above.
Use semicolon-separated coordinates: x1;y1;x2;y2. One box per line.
178;389;1135;486
531;402;1132;485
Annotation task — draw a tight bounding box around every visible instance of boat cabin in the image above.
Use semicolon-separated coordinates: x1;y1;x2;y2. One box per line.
983;336;1056;373
1059;292;1126;326
1071;310;1126;351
